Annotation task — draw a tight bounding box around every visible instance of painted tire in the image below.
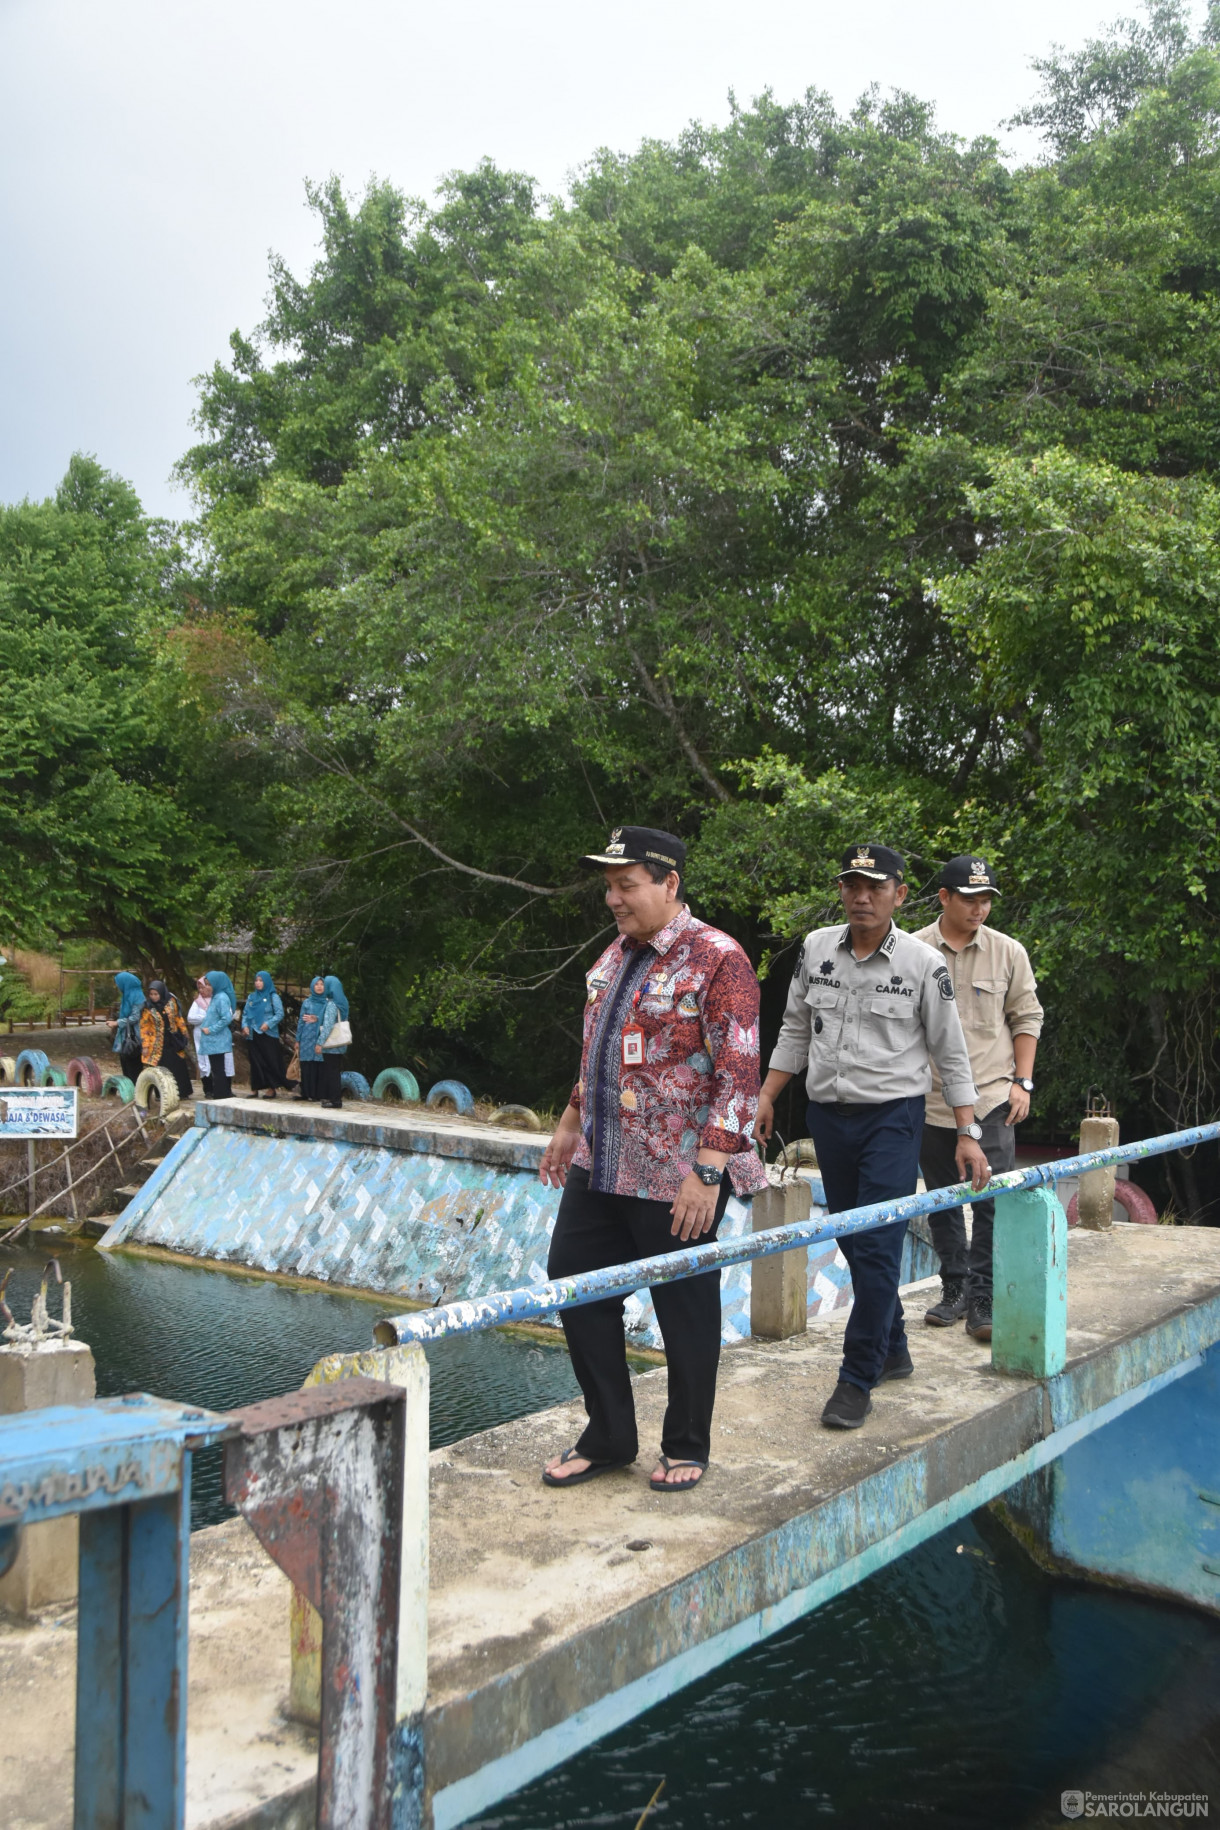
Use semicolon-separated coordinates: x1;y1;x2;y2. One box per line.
16;1049;50;1087
1066;1180;1158;1227
340;1071;372;1101
101;1074;137;1104
40;1066;68;1087
134;1066;179;1116
0;1056;17;1085
489;1104;542;1132
66;1056;104;1096
776;1137;818;1169
372;1067;421;1104
426;1078;475;1116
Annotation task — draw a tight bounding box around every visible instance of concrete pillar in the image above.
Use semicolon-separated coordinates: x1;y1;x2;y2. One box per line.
750;1177;811;1341
991;1185;1067;1379
0;1339;96;1614
1077;1114;1120;1229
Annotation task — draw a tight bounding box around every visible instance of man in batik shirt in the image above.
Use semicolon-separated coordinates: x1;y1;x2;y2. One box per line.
539;825;767;1494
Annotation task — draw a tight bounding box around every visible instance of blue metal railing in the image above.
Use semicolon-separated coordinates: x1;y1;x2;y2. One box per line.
373;1122;1220;1347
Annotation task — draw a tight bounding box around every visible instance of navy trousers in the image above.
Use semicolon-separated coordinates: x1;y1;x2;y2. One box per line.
806;1097;925;1392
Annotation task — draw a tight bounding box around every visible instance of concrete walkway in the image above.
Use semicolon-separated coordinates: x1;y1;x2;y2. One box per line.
2;1223;1218;1829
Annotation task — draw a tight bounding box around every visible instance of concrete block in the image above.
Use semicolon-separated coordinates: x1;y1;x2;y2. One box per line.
1077;1115;1120;1229
750;1179;811;1340
991;1185;1066;1379
0;1339;95;1615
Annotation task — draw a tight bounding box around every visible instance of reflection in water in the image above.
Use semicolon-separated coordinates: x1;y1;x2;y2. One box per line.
2;1241;1217;1826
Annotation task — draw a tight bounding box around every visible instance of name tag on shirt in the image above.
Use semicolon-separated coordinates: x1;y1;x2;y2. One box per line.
622;1025;644;1067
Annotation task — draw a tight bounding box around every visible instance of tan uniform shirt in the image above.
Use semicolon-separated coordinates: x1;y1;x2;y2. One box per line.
770;921;977;1110
914;918;1044;1128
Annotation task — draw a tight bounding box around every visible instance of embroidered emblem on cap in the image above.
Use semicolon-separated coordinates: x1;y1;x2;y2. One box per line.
968;859;990;884
605;826;626;856
851;850;875;869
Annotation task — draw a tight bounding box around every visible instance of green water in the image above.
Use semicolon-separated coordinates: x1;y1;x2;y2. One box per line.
3;1240;1218;1826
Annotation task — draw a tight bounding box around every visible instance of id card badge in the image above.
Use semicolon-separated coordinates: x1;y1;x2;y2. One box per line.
621;1024;644;1067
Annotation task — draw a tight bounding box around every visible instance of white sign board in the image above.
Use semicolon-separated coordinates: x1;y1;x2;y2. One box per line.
0;1088;78;1138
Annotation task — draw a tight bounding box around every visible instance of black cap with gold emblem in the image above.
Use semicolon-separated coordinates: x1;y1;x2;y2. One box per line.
940;855;1001;896
580;825;686;873
836;843;905;883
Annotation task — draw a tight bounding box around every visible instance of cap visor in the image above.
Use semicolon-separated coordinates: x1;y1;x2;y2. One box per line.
836;869;893;882
955;886;1000;896
581;852;640;868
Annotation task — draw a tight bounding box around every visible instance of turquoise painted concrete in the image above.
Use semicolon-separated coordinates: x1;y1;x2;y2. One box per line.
100;1107;942;1352
1008;1341;1220;1611
992;1185;1066;1378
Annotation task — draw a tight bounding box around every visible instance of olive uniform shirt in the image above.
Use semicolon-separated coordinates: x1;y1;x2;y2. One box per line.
914;918;1044;1129
769;921;977;1110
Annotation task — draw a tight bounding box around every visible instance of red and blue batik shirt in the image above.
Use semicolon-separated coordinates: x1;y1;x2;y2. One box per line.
569;905;768;1203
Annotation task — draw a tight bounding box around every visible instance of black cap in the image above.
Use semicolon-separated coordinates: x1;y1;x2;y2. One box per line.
837;843;905;883
580;825;686;873
940;855;1001;896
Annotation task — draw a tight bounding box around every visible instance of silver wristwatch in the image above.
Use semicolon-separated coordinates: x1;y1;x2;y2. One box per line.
692;1162;722;1186
957;1123;983;1141
1014;1077;1035;1093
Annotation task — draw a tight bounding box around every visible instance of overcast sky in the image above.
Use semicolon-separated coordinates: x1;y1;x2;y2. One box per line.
0;0;1173;519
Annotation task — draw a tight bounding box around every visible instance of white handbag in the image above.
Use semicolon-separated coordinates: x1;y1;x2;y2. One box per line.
321;1017;353;1050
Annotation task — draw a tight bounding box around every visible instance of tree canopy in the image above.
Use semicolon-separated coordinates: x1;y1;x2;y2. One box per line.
9;1;1220;1213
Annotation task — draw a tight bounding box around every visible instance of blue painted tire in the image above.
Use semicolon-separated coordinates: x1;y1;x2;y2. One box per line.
426;1078;475;1116
16;1049;49;1087
40;1066;68;1087
372;1067;420;1104
101;1074;136;1104
340;1071;372;1101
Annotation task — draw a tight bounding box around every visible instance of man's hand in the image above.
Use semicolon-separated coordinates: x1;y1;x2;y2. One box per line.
753;1091;776;1144
956;1137;991;1192
1006;1082;1031;1126
670;1170;721;1241
539;1106;582;1189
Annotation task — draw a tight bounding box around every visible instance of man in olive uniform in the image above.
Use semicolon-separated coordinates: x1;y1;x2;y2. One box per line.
755;844;990;1430
915;855;1043;1343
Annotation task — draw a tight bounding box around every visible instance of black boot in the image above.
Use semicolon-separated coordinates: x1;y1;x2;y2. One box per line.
966;1293;993;1342
924;1276;967;1326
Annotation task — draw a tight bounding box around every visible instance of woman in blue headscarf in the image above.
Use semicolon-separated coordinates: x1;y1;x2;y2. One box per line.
240;969;287;1099
199;969;237;1099
297;973;349;1108
106;971;146;1087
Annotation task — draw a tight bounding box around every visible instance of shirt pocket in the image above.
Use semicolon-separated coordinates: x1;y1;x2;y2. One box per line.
964;978;1004;1030
806;986;846;1042
868;996;917;1045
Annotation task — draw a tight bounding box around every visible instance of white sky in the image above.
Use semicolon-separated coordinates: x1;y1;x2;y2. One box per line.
0;0;1171;518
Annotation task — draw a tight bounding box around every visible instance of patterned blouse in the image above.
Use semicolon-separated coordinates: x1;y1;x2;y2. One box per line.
569;906;768;1203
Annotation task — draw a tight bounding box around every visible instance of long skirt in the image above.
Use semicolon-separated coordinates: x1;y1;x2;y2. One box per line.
160;1047;194;1099
119;1049;143;1087
247;1030;287;1092
299;1058;342;1106
206;1054;232;1099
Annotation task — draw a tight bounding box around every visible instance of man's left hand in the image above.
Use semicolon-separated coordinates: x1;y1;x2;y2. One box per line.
1006;1082;1031;1126
956;1138;992;1192
670;1172;721;1241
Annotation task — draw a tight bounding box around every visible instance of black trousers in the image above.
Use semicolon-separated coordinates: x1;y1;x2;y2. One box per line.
206;1054;232;1099
247;1030;287;1091
919;1102;1017;1298
161;1048;193;1098
119;1049;142;1087
300;1057;342;1105
806;1096;925;1393
546;1165;729;1465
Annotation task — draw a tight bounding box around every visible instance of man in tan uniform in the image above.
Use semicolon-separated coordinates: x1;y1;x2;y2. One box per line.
916;856;1044;1342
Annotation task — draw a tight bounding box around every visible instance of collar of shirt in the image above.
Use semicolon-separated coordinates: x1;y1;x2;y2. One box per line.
617;903;695;961
834;920;899;965
930;915;981;953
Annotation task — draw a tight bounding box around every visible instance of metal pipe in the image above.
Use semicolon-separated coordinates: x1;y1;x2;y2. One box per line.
372;1122;1220;1347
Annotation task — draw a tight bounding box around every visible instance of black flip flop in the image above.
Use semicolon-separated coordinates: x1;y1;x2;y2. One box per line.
541;1448;628;1488
649;1455;707;1493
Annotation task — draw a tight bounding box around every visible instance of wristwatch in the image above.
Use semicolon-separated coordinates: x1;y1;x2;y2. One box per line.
692;1161;723;1186
957;1123;983;1141
1013;1077;1035;1093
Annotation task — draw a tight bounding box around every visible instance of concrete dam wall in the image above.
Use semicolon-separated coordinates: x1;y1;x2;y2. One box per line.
100;1100;939;1349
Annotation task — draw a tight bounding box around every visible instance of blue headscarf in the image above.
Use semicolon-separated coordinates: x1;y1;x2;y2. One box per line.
114;972;145;1020
302;975;329;1019
242;969;279;1034
323;975;349;1020
204;970;237;1008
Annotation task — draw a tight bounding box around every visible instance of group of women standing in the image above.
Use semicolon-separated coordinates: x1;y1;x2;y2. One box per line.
106;969;350;1107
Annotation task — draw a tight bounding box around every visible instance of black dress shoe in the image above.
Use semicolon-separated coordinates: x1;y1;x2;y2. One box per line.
876;1346;914;1383
821;1381;872;1429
